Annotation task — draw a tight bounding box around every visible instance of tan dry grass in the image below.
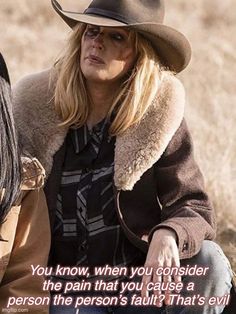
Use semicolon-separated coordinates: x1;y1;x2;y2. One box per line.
0;0;235;272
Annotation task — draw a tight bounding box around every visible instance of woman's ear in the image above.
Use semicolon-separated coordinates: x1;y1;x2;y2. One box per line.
0;53;10;85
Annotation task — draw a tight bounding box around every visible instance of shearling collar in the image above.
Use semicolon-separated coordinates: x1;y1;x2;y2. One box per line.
13;69;185;191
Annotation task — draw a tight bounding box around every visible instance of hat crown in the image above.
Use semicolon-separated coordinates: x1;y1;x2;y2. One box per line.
51;0;191;73
85;0;165;24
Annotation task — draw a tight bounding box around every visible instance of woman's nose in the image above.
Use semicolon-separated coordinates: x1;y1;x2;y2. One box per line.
92;33;104;49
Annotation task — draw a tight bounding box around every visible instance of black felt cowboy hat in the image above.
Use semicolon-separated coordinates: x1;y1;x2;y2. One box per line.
0;53;10;84
51;0;191;73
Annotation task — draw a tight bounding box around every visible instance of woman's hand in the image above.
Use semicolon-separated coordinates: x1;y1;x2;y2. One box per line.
141;228;181;307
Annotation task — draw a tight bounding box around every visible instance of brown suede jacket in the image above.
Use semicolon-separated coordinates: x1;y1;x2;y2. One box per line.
0;158;50;313
12;68;216;261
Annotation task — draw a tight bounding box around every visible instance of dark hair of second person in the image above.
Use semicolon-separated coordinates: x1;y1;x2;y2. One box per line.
0;53;21;223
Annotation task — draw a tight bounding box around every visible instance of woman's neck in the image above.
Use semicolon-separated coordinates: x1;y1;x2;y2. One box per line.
86;80;119;129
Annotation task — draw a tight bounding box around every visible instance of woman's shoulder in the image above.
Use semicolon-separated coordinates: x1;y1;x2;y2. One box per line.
158;72;185;104
12;67;59;141
14;67;56;89
21;157;46;191
12;67;57;105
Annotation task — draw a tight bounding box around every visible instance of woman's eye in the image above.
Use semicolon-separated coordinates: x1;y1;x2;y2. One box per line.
84;27;126;42
111;33;125;41
84;27;100;38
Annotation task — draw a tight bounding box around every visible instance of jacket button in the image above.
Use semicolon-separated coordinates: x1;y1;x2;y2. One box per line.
182;241;189;252
80;243;87;251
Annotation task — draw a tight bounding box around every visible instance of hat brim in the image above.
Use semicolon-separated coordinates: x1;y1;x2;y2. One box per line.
52;0;191;73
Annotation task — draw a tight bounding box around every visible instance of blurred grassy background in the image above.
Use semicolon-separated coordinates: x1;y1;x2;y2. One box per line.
0;0;235;272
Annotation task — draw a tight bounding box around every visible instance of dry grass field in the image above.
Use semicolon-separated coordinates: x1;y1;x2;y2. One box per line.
0;0;235;273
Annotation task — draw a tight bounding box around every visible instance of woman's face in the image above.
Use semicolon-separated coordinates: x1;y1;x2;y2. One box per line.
80;24;136;84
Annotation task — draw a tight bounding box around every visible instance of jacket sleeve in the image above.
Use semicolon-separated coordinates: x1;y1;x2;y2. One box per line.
148;118;216;259
0;188;51;313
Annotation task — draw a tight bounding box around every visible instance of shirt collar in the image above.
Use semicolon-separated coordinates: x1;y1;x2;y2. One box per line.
71;118;109;154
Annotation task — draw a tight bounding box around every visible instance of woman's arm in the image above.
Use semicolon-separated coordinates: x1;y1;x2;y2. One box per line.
149;118;216;258
142;119;216;305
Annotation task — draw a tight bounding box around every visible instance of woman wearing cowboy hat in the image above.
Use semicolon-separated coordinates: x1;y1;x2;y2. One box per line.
0;53;50;313
13;0;233;313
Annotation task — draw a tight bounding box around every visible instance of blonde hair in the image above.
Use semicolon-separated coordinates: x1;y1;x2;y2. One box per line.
54;23;167;136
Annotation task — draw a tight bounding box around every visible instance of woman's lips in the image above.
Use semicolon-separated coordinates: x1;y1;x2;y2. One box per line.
87;55;105;64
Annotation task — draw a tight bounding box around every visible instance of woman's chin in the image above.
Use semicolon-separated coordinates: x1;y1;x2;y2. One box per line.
83;74;118;85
